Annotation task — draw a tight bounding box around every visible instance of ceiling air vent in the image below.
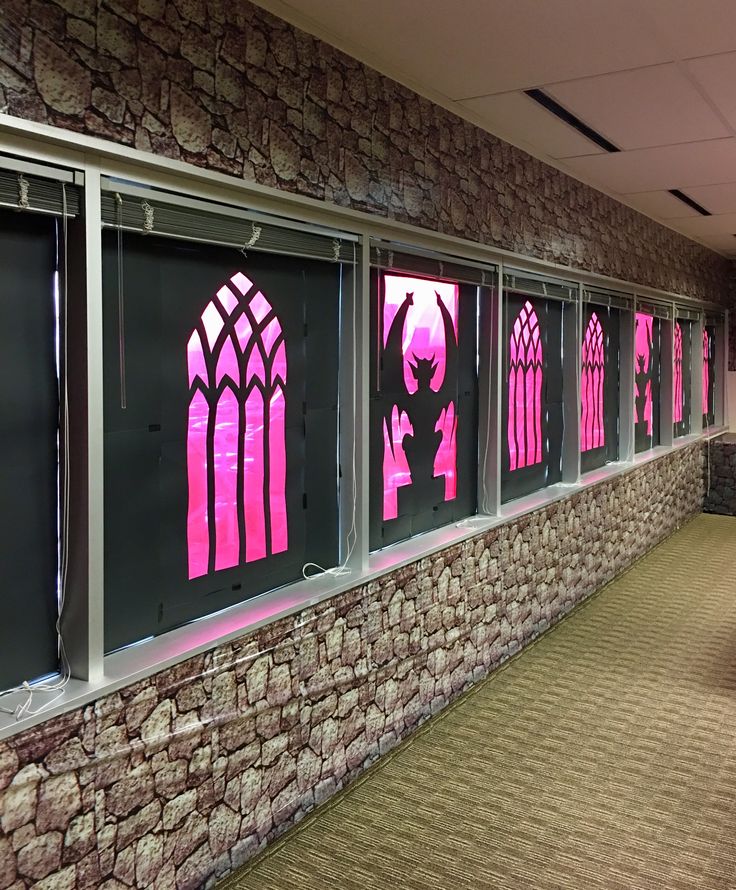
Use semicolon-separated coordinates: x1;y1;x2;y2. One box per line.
667;189;710;216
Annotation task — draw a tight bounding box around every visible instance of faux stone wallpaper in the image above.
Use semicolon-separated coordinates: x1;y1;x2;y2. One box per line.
704;435;736;516
0;0;733;311
0;443;706;889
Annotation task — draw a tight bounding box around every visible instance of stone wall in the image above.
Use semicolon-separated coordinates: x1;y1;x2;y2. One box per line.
0;0;732;306
0;443;706;890
704;435;736;515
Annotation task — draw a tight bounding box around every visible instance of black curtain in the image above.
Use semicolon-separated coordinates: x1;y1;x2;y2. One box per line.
102;233;340;652
0;211;58;689
369;270;479;550
501;293;563;503
581;305;620;474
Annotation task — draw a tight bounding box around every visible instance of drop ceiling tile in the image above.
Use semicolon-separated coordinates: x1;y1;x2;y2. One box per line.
643;0;736;58
684;182;736;215
622;190;700;220
459;91;605;160
686;53;736;131
664;212;736;235
268;0;670;99
562;139;736;194
546;64;730;151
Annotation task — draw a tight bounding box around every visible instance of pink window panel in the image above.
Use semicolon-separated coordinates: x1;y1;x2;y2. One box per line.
673;322;684;425
508;300;543;471
186;273;288;580
581;312;605;452
702;328;710;417
634;313;654;435
381;275;459;521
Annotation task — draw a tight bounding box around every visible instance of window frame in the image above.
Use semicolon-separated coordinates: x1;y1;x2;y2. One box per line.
0;122;729;740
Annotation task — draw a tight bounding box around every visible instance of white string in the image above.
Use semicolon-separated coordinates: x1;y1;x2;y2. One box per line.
0;188;72;720
303;241;358;580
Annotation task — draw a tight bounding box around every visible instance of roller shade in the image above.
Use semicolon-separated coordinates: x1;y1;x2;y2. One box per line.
504;268;578;302
370;240;497;287
101;189;357;263
636;299;672;320
0;169;81;217
583;285;633;311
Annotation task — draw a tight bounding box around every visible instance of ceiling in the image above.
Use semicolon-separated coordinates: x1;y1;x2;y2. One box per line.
252;0;736;257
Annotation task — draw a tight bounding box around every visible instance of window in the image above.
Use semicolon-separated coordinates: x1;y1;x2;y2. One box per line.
370;269;479;548
634;312;661;453
703;324;716;427
581;305;620;473
502;293;563;501
102;228;343;652
673;320;692;438
0;210;60;689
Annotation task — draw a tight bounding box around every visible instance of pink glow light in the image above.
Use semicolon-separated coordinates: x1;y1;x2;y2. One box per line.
635;312;653;435
382;275;459;520
674;322;683;425
383;276;458;394
581;312;605;452
187;274;288;579
508;300;543;470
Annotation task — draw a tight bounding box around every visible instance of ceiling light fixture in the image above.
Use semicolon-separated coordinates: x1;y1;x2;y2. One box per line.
524;89;620;153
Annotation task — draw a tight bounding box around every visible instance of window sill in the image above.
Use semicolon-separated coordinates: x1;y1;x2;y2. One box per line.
0;431;715;742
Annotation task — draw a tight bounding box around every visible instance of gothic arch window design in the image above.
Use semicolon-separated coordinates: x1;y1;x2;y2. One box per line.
634;313;654;435
674;322;684;424
581;312;605;452
508;300;543;471
380;275;459;521
702;328;710;417
187;272;288;580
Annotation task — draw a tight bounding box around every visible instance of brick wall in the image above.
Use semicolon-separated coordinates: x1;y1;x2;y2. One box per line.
0;443;706;889
704;435;736;515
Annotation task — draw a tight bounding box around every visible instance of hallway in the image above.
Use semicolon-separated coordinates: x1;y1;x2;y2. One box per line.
221;514;736;890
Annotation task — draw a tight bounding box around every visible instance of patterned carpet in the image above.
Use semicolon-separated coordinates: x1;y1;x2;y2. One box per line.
220;514;736;890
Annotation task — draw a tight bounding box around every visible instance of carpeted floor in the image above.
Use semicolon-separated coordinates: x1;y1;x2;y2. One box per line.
220;514;736;890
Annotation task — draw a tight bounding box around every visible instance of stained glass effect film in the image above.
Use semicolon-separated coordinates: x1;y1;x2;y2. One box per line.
381;275;459;521
581;312;605;452
508;300;543;471
674;322;684;425
187;273;288;579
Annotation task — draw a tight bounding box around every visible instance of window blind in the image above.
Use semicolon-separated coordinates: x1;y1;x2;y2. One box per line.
101;189;357;263
583;285;634;311
504;268;578;303
0;169;81;217
370;240;497;288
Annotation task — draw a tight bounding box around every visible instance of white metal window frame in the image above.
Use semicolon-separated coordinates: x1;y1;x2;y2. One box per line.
0;114;729;740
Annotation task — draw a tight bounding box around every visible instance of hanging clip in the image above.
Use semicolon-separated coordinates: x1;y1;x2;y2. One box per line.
388;249;394;269
141;200;154;233
240;222;262;258
17;173;29;210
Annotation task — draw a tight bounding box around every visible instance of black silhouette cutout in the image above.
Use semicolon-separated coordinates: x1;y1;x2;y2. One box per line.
635;321;653;426
382;291;458;515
